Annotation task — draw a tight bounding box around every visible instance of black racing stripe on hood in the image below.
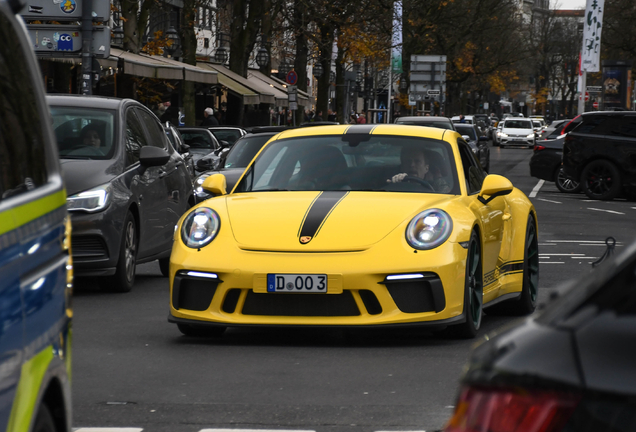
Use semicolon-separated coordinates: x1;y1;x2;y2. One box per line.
345;124;376;135
298;191;349;243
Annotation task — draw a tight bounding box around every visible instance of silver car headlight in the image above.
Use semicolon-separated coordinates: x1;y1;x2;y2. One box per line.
181;207;220;248
405;209;453;250
526;133;535;139
66;183;111;213
499;132;508;138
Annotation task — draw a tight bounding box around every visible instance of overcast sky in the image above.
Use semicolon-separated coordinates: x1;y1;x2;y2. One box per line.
554;0;586;9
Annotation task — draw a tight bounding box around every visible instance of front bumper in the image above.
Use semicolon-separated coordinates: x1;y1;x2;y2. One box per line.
169;238;470;327
500;136;534;146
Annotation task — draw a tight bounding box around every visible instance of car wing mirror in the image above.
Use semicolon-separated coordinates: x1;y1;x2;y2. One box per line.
462;135;470;141
201;173;227;196
139;146;170;168
219;140;231;149
478;174;513;205
181;143;190;153
196;158;216;172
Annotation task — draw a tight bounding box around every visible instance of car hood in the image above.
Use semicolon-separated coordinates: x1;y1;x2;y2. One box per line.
502;128;533;135
60;158;120;196
190;148;217;162
224;191;450;251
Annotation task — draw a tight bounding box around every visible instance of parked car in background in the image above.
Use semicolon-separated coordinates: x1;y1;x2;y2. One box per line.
177;126;224;172
538;118;570;140
194;131;278;201
50;95;195;291
395;116;456;131
562;111;636;200
444;239;636;432
165;122;195;179
0;2;73;429
532;119;546;134
473;113;494;138
205;126;246;146
454;123;490;172
451;115;475;125
530;135;581;193
498;118;536;148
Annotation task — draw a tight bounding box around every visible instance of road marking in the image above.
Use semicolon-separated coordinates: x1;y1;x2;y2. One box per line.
200;430;316;432
539;253;584;256
544;240;613;243
572;257;597;259
529;180;545;198
588;208;625;215
537;198;561;204
540;262;565;264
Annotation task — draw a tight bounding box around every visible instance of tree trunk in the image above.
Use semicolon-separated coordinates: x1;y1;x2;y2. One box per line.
229;0;263;77
316;23;334;122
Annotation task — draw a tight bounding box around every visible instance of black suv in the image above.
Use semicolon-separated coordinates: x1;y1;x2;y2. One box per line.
562;111;636;200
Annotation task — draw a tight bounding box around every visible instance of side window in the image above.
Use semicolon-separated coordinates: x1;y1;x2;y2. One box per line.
612;116;636;138
0;14;47;200
458;142;485;194
136;109;167;149
125;109;146;166
577;116;615;135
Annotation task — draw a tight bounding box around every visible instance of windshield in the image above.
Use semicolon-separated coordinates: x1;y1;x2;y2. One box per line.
210;129;243;145
504;120;532;129
235;135;459;194
396;120;453;130
455;125;477;140
180;131;217;149
50;107;116;159
224;135;273;168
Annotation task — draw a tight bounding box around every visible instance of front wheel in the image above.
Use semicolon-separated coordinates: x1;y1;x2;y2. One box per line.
581;159;621;200
453;230;483;338
32;404;56;432
555;167;581;193
110;212;137;292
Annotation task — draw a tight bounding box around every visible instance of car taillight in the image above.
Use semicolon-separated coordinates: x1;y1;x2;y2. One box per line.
445;386;581;432
534;145;546;152
562;115;581;135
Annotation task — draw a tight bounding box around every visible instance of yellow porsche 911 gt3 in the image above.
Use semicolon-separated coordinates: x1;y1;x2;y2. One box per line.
168;124;538;338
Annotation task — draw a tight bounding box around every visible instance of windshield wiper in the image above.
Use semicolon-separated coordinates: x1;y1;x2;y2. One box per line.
252;188;290;192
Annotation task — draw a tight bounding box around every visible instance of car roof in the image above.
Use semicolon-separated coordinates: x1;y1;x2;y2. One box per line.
46;94;127;109
273;123;448;141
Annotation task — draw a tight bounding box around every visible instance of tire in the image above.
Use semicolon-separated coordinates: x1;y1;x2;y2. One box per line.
158;257;170;277
452;230;483;339
110;212;137;292
581;159;621;200
32;404;56;432
555;167;581;193
177;323;226;338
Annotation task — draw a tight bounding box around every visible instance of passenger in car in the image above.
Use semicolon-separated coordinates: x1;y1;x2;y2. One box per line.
80;124;103;149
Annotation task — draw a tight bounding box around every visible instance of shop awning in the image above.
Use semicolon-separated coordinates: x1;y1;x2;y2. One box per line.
249;70;314;106
196;63;261;105
198;63;275;104
100;48;217;84
245;70;290;107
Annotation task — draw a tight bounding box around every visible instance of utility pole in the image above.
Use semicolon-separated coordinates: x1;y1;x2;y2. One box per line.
80;0;94;95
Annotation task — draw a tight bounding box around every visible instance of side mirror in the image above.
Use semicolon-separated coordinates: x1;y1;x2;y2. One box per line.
478;174;513;205
201;173;227;196
219;140;231;149
196;158;216;172
181;143;190;153
462;135;470;141
139;146;170;168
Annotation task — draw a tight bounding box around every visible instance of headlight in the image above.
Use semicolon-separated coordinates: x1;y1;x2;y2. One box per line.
526;133;535;139
195;174;210;186
499;132;508;138
67;183;110;213
405;209;453;250
181;207;220;248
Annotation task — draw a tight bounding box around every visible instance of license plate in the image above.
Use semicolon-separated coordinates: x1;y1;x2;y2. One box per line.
267;274;328;293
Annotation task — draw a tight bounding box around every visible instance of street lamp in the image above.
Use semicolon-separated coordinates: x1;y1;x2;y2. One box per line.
112;26;124;48
313;62;323;78
380;73;389;87
279;61;292;75
215;46;229;64
256;46;269;68
329;71;336;83
164;26;180;57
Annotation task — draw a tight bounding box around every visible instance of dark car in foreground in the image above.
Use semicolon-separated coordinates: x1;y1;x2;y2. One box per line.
165;122;195;178
194;131;277;201
562;111;636;200
455;123;490;172
530;136;581;193
49;95;195;291
444;238;636;432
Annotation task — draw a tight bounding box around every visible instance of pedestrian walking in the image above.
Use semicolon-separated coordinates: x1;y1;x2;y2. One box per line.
201;107;219;126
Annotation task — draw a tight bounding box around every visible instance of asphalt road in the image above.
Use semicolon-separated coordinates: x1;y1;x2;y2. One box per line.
72;144;636;432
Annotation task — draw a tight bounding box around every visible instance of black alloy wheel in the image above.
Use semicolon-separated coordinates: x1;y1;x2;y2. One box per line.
581;159;622;200
110;212;137;292
453;230;483;338
510;215;539;315
555;167;581;193
32;404;56;432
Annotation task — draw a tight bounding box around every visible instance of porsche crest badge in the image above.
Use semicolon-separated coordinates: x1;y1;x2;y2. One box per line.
300;236;312;244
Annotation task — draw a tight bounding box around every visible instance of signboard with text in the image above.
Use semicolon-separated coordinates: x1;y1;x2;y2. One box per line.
21;0;110;21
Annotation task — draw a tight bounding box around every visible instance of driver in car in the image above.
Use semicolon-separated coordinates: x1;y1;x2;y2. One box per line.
388;146;451;193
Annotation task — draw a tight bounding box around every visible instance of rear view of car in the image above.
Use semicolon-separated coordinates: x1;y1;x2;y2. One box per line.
0;0;72;429
444;239;636;432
